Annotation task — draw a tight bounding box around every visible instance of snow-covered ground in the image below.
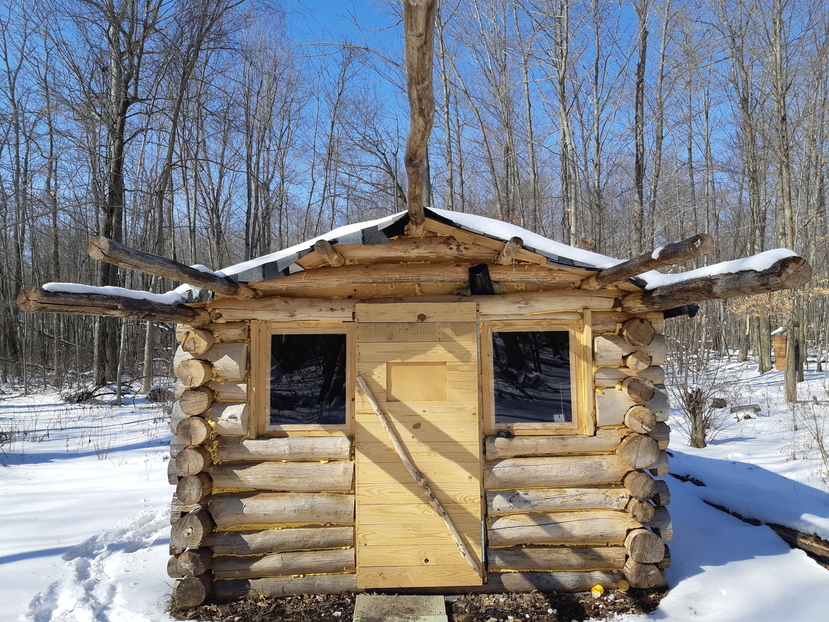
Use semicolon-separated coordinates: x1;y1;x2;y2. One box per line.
1;361;828;622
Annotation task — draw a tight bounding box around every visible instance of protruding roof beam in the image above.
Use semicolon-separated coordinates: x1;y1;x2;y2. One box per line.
17;287;211;325
581;234;714;290
88;236;256;299
621;254;812;314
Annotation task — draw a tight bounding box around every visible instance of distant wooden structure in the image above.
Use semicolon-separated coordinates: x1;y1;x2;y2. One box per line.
15;0;814;608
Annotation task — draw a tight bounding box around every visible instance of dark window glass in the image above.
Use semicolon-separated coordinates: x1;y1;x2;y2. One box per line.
270;334;347;426
492;330;572;424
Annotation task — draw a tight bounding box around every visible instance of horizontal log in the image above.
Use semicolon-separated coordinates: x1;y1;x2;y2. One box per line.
208;492;355;529
624;350;652;372
624;405;657;434
649;451;670;477
205;526;353;555
208;402;248;436
174;415;212;447
594;334;666;368
495;236;524;265
485;571;625;594
657;544;672;569
487;546;627;572
17;286;210;324
200;343;248;381
591;311;665;336
204;322;249;342
649;422;670;449
621;254;812;313
209;296;356;322
170;492;201;525
626;497;656;524
212;548;355;579
625;528;665;564
211;574;358;601
178;328;215;355
623;470;658;502
175;359;214;388
171;508;215;552
210;461;354;492
167;548;212;578
89;236;255;299
176;472;213;506
488;510;641;546
594;366;664;388
620;376;657;404
650;506;673;541
176;445;212;477
582;234;714;290
206;381;248;402
178;387;214;416
596;387;670;427
484;455;631;489
487;487;630;515
313;239;346;267
172;573;212;607
616;433;661;470
623;559;667;588
484;430;626;460
621;318;657;347
167;456;180;485
652;478;671;506
216;436;352;462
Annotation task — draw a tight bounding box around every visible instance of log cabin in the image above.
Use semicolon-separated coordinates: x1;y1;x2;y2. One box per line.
17;206;812;607
13;0;813;608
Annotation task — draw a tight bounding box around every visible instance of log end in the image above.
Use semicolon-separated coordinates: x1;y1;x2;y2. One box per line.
87;236;109;261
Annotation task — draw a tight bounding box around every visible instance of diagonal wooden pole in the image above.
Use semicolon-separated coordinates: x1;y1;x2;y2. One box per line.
356;375;482;578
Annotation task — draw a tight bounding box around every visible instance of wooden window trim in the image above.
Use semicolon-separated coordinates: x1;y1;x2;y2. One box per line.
481;315;594;436
251;320;355;437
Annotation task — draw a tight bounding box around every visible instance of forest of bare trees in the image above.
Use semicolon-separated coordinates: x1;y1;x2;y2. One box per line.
1;0;827;392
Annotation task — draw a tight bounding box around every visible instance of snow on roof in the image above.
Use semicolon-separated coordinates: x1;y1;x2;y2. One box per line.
44;282;187;305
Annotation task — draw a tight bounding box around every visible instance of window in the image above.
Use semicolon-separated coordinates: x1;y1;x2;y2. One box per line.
254;323;353;434
483;320;585;433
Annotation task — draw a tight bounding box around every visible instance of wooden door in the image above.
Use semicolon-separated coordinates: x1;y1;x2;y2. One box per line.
354;303;484;589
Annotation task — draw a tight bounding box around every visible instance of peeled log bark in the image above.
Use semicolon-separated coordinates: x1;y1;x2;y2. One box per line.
623;470;658;502
487;546;627;571
487;510;641;546
17;286;210;324
621;254;812;314
487;487;629;515
208;492;355;529
616;434;661;470
167;548;212;578
624;559;666;588
621;376;656;403
88;236;255;299
625;528;665;564
216;436;352;462
179;387;214;415
171;509;215;552
205;526;354;555
212;548;355;579
488;571;624;594
621;318;656;347
172;574;212;607
624;405;657;434
175;415;211;447
176;472;213;505
484;455;630;489
210;461;354;492
175;359;213;388
176;445;212;476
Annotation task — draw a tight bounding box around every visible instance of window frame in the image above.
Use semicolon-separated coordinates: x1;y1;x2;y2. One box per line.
251;321;354;437
481;318;594;436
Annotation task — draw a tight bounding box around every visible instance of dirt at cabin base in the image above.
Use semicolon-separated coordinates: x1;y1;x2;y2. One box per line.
172;588;666;622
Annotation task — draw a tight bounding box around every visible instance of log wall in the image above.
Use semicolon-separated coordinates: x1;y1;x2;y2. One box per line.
168;322;357;607
167;302;673;604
